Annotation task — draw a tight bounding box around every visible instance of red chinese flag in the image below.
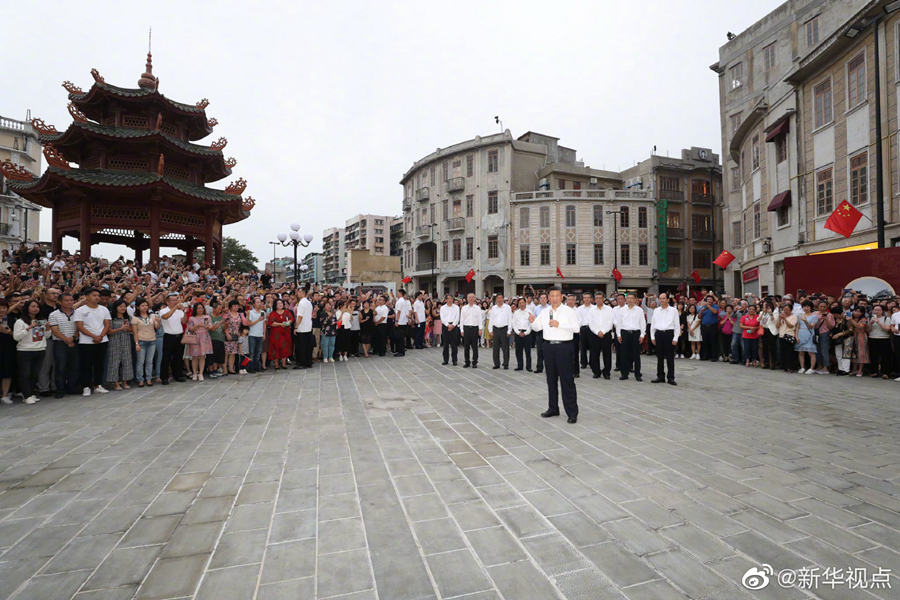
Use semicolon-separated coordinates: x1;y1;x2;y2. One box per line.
465;269;475;283
690;270;701;284
824;200;864;238
401;276;412;284
612;268;622;283
556;267;565;279
712;250;736;269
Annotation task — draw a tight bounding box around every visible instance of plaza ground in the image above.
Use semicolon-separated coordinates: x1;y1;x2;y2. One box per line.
0;348;898;599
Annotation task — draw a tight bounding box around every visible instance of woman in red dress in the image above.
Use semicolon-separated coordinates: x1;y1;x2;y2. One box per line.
266;298;294;369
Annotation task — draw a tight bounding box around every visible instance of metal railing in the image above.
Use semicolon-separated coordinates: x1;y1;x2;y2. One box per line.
658;189;684;201
692;230;713;241
667;227;684;239
512;189;652;202
415;262;434;271
691;193;713;205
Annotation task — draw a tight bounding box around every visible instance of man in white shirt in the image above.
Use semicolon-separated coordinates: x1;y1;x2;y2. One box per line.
159;293;187;383
588;292;615;380
439;294;461;365
293;288;314;369
891;309;900;382
374;295;390;357
617;293;646;381
488;294;513;369
612;293;626;372
247;297;267;372
512;297;533;371
529;286;579;423
413;292;427;350
650;293;681;385
566;295;582;378
532;292;549;373
74;287;111;396
460;293;484;368
394;289;412;357
576;293;593;370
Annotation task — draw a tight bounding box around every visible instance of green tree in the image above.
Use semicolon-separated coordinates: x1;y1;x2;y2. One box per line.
222;236;259;272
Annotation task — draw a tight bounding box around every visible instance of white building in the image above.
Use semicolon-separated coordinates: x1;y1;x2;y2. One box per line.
0;114;42;253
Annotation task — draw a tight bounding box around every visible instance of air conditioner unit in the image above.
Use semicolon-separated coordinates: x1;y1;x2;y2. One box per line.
590;177;598;184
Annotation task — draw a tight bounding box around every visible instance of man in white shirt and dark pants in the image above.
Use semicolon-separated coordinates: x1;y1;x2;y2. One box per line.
576;292;592;370
460;293;483;368
439;295;461;365
617;293;646;382
413;292;427;350
588;292;614;380
293;288;314;369
529;287;579;423
650;292;680;385
488;294;513;370
394;289;412;357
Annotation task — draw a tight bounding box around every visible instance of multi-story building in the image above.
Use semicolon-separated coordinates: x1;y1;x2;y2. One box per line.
619;148;723;292
322;227;345;284
344;214;390;256
0;114;42;252
389;216;404;258
711;0;900;296
297;252;322;285
265;256;294;283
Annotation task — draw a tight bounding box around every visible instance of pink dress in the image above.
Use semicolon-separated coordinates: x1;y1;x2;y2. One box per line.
187;315;214;357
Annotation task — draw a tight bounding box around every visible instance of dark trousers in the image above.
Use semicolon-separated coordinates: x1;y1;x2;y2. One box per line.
762;330;779;367
614;336;623;371
463;326;479;366
870;338;892;376
719;331;732;359
442;326;460;363
53;340;80;394
161;333;184;380
620;330;642;377
515;331;532;370
655;330;676;382
780;337;797;371
375;324;388;356
700;324;718;361
579;326;591;367
393;324;407;355
534;331;544;371
543;341;577;418
350;330;360;356
415;323;425;349
297;331;313;367
79;342;108;389
492;326;509;367
645;324;656;356
406;323;415;349
572;332;580;376
17;351;44;398
894;335;900;375
589;331;613;377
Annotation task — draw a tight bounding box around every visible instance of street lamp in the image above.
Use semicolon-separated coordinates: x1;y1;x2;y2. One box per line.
276;223;313;286
606;209;628;292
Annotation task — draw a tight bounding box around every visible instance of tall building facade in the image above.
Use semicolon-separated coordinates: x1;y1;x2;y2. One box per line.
389;216;403;258
0;115;42;252
299;252;323;285
344;214;391;256
322;227;345;284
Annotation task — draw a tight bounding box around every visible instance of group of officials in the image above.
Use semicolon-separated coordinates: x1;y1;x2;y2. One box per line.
434;288;682;424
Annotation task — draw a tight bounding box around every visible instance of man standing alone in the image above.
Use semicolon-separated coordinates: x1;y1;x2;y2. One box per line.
650;292;680;385
293;288;313;369
529;287;579;423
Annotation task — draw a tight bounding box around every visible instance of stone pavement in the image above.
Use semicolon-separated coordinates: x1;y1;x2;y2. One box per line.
0;349;899;600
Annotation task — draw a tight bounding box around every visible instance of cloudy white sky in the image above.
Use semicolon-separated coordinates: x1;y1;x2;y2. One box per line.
4;0;783;266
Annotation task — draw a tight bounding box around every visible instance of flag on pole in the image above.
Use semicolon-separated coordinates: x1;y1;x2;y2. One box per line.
824;199;864;238
612;268;622;283
712;250;736;269
690;270;701;284
465;269;475;283
401;276;412;284
556;267;565;279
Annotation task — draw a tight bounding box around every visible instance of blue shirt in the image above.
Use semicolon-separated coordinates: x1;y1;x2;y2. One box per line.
699;305;719;325
533;304;548;318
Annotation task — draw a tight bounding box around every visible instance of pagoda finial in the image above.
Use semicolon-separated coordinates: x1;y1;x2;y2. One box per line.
138;29;158;91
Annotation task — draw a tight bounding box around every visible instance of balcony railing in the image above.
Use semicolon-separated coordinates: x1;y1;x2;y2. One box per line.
416;187;430;201
693;230;713;241
667;227;684;240
692;193;713;205
415;225;432;238
445;177;465;192
659;189;684;202
512;189;652;202
402;197;412;212
415;262;435;272
445;217;465;231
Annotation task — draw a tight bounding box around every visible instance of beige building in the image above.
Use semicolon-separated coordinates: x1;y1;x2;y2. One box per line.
346;249;401;291
344;214;391;256
0;114;43;252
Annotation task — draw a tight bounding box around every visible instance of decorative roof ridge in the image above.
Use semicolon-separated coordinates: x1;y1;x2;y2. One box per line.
68;81;206;115
39;121;227;158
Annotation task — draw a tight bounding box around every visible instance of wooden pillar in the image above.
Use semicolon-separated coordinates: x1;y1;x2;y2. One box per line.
79;201;91;261
186;242;194;265
149;200;160;265
205;212;215;268
215;240;223;271
134;230;142;266
51;206;62;256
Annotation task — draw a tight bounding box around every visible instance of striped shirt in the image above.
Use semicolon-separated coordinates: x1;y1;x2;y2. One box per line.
48;308;78;342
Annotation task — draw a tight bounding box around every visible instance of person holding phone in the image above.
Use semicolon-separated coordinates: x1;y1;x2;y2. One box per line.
13;300;48;404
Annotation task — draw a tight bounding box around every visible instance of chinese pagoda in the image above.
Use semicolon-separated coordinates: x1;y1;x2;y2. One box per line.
0;52;254;268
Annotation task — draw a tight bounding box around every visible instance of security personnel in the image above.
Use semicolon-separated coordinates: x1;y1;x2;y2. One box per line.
617;293;646;381
588;292;614;379
529;286;579;423
650;292;680;385
439;294;461;365
460;293;483;368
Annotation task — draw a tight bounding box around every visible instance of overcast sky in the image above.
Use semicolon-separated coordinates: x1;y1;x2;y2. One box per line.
4;0;783;266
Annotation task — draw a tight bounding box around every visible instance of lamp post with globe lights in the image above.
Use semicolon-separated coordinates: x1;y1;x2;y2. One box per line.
276;224;314;286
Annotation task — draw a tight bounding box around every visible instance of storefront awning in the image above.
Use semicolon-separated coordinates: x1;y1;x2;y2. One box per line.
765;119;789;142
767;190;791;212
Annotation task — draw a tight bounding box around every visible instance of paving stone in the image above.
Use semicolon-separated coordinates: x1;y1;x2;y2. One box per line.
12;569;92;600
4;524;81;560
487;559;562;599
261;538;316;584
120;515;181;548
412;517;468;555
83;545;163;591
317;517;367;554
257;577;315;600
317;548;374;597
319;493;361;521
136;552;209;600
162;522;223;558
225;502;274;533
0;557;50;599
548;511;612;547
403;493;449;522
449;500;502;531
465;525;526;566
165;471;209;492
271;509;316;543
520;533;592;576
181;495;234;524
195;563;259;600
426;549;492;597
43;533;121;573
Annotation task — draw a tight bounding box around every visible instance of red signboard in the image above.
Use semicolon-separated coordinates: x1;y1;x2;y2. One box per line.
742;267;759;283
785;246;900;298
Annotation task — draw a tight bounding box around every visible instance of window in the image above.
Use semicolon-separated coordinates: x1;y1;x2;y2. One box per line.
430;205;435;223
751;134;760;170
660;176;680;191
487;235;499;259
376;237;384;243
693;249;712;269
593;243;604;265
667;212;681;228
753;201;761;240
848;53;866;109
730;113;742;135
731;166;741;191
730;62;743;89
451;199;461;217
638;244;648;266
619;206;630;228
430;166;435;185
572;181;581;196
487;191;498;214
763;43;776;71
620;244;631;266
420;171;428;186
520;245;530;266
466;195;473;217
776;136;787;164
593;205;603;227
466;154;473;177
806;15;820;47
443;161;449;181
452;159;461;178
814;79;833;128
667;248;681;268
777;204;790;228
693;179;711;196
816;168;833;215
442;240;449;262
487;149;498;173
850;152;868;206
732;221;742;247
565;205;576;227
558;179;566;190
540;206;550;228
442;200;449;221
692;214;711;231
540;244;550;265
638;206;648;228
452;238;461;261
466;237;473;260
566;244;576;265
519;207;530;228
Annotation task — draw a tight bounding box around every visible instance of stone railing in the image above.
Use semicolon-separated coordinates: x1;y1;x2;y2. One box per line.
445;177;465;192
445;217;465;231
416;187;430;201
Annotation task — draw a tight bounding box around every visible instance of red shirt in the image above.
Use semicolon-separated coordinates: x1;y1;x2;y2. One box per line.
740;314;761;339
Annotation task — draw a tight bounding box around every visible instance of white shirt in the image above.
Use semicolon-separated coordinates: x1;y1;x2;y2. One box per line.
617;305;646;334
413;299;427;323
74;304;111;344
512;310;532;335
891;311;900;336
588;304;615;337
530;303;579;341
439;303;460;327
575;304;592;327
460;304;484;328
188;271;199;283
612;305;624;332
487;304;513;335
295;297;313;333
375;304;389;325
159;307;185;335
50;260;66;272
395;297;412;325
650;305;681;341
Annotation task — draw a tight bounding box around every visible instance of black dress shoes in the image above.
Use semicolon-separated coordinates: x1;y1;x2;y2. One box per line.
668;381;677;386
472;365;477;369
635;376;643;382
604;375;610;380
492;366;500;370
593;374;602;379
442;361;448;365
567;417;577;424
574;373;580;378
503;366;508;370
651;378;665;384
541;410;560;418
526;367;532;372
534;369;543;374
619;375;629;380
514;367;523;371
463;364;470;368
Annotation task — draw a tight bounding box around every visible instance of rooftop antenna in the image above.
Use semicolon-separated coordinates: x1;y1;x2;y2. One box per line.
149;27;152;53
495;115;502;132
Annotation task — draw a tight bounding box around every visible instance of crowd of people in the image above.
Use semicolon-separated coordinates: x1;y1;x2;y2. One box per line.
1;244;898;408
